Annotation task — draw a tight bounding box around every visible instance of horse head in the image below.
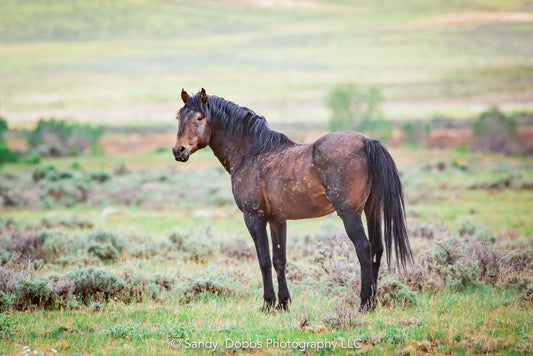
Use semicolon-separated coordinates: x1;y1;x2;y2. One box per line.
173;88;212;162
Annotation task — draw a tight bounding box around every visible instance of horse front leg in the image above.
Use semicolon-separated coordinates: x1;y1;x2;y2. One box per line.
270;220;291;311
244;212;276;311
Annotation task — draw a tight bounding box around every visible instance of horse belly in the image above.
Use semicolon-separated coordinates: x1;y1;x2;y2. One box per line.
268;177;335;220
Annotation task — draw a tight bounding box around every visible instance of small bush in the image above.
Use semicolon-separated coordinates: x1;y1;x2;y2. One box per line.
88;243;119;262
402;121;430;146
471;107;521;154
88;229;125;253
327;84;384;132
325;296;367;330
179;273;239;303
521;281;533;304
0;266;16;296
90;171;112;183
48;274;76;297
66;267;125;304
0;118;7;143
169;226;217;262
0;145;18;164
16;277;56;309
26;118;103;157
0;231;46;265
379;274;417;308
224;239;255;259
32;165;56;182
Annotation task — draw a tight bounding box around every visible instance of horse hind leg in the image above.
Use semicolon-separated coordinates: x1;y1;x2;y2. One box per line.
365;200;384;304
336;209;374;312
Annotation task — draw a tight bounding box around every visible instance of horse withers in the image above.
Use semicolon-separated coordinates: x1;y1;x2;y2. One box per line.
173;88;412;312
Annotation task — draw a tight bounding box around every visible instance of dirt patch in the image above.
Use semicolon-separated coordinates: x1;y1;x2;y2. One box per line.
429;128;473;149
412;12;533;28
100;133;174;155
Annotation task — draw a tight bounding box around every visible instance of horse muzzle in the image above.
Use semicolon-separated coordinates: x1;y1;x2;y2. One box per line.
172;146;190;162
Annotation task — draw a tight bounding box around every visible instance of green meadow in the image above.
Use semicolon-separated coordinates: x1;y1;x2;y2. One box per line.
1;0;533;355
1;0;533;125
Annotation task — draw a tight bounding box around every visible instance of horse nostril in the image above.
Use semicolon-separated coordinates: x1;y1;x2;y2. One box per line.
179;146;186;153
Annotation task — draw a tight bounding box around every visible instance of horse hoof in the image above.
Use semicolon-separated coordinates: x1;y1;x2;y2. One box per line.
276;302;290;312
261;301;276;313
358;300;376;314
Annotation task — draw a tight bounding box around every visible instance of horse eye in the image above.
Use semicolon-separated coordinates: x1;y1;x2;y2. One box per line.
197;116;204;121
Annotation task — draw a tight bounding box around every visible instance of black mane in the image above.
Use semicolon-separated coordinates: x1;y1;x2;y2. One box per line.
185;93;291;155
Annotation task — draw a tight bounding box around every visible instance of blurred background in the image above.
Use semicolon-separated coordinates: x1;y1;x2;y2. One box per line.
1;3;533;353
1;0;533;133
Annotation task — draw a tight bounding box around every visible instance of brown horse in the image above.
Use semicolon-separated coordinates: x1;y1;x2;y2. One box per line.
173;88;412;312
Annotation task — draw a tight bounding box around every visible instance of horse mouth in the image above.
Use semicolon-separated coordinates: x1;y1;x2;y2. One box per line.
174;155;189;162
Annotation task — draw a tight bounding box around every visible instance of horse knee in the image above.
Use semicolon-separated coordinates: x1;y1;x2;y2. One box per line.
272;257;286;274
258;258;272;273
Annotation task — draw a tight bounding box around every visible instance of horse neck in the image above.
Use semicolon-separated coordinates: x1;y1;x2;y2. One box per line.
208;125;254;175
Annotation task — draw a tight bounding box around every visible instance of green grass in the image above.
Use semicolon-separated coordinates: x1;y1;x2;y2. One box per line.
1;286;530;355
1;144;533;355
1;0;533;126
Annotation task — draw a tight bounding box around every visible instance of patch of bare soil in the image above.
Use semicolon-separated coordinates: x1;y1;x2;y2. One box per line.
412;12;533;28
429;128;473;149
100;133;174;155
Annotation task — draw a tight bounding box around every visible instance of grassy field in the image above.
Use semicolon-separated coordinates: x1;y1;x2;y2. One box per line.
1;0;533;125
1;145;532;355
1;1;533;355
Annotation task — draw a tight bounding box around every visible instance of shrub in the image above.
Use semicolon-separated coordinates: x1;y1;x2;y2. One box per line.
402;121;431;146
32;165;56;182
0;266;16;295
0;117;7;143
224;239;255;259
26;118;103;157
378;274;418;308
521;281;533;304
66;267;125;304
325;296;368;330
0;145;18;164
179;273;239;303
48;274;76;297
88;229;124;253
428;236;481;291
169;226;217;262
471;107;520;154
0;231;46;265
90;171;112;183
120;270;176;302
327;84;383;132
88;243;119;262
16;277;56;309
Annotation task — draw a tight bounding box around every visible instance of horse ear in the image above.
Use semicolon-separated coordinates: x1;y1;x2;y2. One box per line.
181;89;189;104
200;88;208;106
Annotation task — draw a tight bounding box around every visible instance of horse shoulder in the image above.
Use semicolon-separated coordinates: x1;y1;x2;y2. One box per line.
230;163;267;215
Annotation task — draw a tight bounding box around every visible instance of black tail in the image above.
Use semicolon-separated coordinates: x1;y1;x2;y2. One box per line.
365;138;412;268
